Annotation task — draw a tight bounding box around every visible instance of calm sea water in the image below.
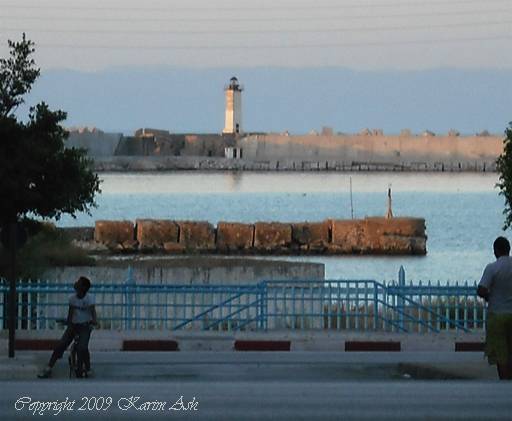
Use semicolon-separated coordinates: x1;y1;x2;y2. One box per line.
57;172;504;283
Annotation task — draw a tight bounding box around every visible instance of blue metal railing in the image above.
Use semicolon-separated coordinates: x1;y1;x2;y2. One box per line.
0;267;486;333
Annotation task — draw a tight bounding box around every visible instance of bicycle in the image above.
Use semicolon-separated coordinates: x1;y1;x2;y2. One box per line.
56;319;94;378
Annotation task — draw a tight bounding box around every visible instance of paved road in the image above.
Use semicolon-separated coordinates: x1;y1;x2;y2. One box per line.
2;380;511;420
0;352;509;420
0;351;498;381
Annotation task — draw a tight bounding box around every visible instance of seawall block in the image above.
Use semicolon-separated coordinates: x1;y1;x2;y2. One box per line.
94;220;135;249
254;222;292;251
291;221;330;251
89;217;426;255
217;222;254;251
329;219;365;252
329;217;426;254
136;219;179;250
178;221;216;251
366;217;426;237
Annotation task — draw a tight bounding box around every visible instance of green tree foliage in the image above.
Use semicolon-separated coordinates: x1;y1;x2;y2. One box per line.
496;123;512;230
0;34;100;226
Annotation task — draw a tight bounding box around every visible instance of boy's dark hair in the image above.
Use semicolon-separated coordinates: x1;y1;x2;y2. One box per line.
494;237;511;255
77;276;91;292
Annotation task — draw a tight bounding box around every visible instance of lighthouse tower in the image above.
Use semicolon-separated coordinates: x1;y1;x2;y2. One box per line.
223;76;243;134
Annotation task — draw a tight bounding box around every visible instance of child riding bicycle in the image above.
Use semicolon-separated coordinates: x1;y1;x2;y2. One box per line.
38;276;97;378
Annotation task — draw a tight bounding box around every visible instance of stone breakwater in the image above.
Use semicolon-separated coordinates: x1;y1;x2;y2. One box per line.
83;217;427;255
91;156;496;172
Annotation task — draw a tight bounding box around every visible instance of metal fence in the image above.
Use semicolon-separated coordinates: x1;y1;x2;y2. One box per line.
0;267;486;333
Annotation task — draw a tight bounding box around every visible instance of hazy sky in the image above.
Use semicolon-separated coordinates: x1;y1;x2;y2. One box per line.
1;0;511;71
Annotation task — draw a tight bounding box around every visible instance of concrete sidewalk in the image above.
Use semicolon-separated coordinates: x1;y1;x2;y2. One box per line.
0;330;486;352
0;351;497;381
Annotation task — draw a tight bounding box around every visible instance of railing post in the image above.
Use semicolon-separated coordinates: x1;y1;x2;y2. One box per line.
398;266;405;331
373;282;379;331
124;266;135;330
259;282;268;331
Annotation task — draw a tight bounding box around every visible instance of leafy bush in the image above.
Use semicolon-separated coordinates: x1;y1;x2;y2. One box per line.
0;220;94;279
496;122;512;229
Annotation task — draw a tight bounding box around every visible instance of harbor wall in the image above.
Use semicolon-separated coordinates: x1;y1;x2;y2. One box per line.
67;217;427;256
68;129;503;172
90;155;496;172
66;128;123;157
238;133;502;171
40;259;325;330
43;258;325;286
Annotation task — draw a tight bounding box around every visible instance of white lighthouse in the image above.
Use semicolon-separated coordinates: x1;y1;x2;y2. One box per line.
223;76;243;134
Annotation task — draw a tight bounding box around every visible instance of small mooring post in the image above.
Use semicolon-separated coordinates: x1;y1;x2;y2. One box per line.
349;176;354;219
386;185;393;219
398;266;405;331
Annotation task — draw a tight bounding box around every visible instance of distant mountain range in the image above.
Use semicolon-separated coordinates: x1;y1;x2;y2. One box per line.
20;67;512;136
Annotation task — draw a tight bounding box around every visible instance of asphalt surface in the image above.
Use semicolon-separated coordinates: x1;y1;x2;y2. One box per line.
0;351;498;381
0;352;509;420
2;380;512;421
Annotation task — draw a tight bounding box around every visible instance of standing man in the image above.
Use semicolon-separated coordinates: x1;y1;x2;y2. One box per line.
477;237;512;380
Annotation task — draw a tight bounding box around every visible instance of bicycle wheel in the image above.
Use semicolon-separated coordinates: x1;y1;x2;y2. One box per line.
69;344;78;378
68;354;73;378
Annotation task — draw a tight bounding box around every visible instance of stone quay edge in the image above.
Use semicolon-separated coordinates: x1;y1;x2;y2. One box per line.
68;217;427;256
